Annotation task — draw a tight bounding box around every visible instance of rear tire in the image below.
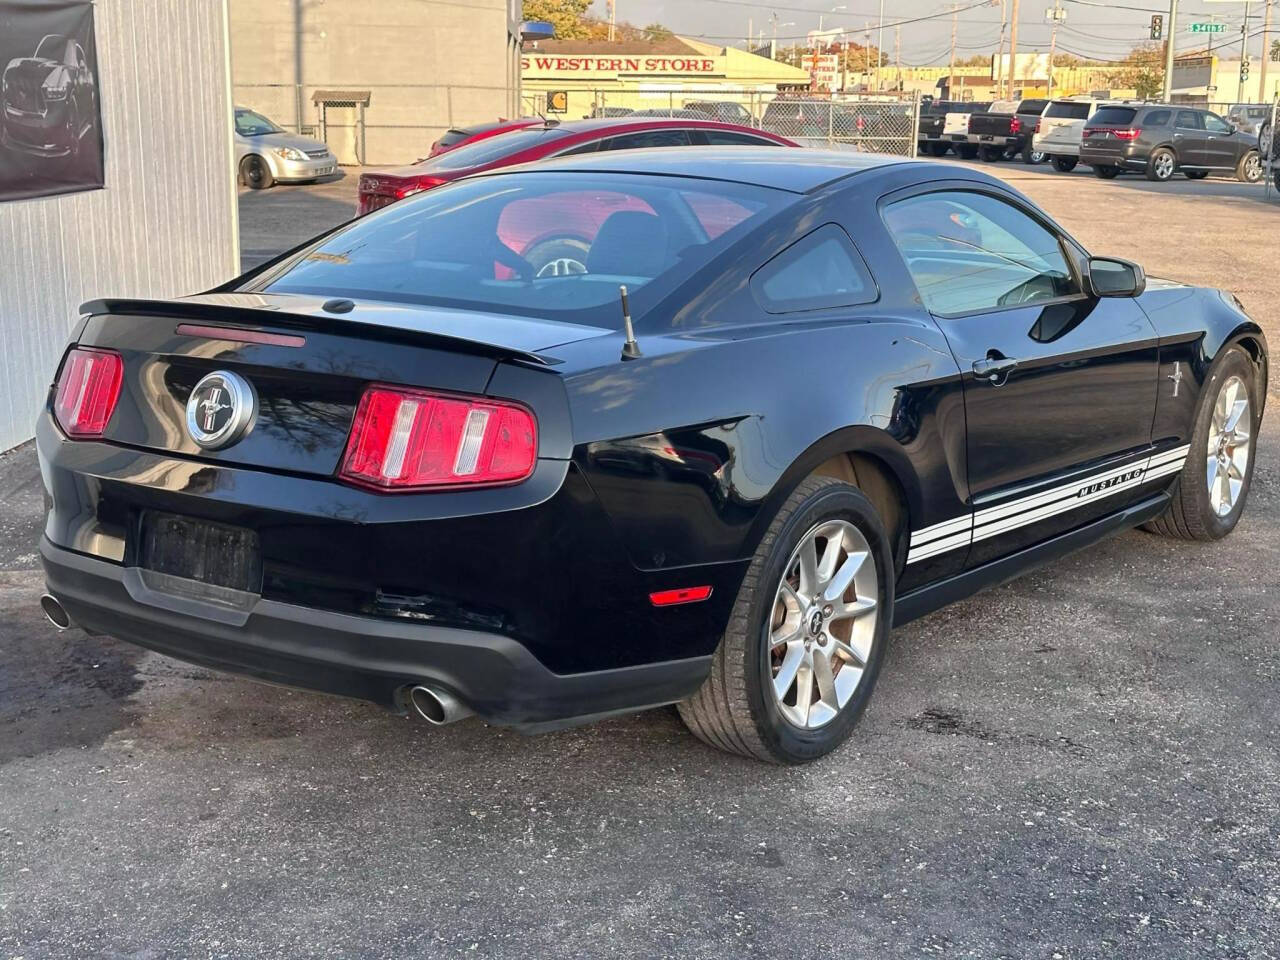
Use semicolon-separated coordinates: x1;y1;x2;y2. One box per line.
1146;147;1176;182
677;476;893;764
1237;149;1263;183
1143;347;1259;541
926;142;949;157
957;144;979;160
979;145;1003;162
1259;119;1273;159
1093;165;1120;179
239;154;274;190
1052;156;1078;173
1023;146;1045;164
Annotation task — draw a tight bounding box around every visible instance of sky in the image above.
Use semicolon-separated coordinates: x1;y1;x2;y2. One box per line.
586;1;1273;65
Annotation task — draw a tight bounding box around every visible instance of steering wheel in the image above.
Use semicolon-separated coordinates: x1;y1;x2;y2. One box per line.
492;239;535;281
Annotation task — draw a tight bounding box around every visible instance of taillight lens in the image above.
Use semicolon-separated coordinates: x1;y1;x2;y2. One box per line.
1034;118;1041;133
53;347;123;438
1082;127;1096;139
1114;127;1141;141
1009;117;1022;135
395;176;445;199
340;386;537;491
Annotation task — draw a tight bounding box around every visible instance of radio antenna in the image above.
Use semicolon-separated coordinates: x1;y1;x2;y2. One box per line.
619;285;641;360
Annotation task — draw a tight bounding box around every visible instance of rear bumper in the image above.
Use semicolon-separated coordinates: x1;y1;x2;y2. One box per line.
41;538;710;730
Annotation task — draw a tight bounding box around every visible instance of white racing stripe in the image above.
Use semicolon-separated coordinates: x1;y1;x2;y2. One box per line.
905;444;1189;565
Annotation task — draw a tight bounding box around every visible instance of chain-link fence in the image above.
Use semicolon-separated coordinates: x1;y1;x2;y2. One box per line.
521;87;921;156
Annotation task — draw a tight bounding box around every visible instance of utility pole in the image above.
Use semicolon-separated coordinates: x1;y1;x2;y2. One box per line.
1008;0;1021;98
1161;0;1179;103
865;22;873;83
1046;0;1064;99
607;0;616;42
877;0;885;91
949;3;958;99
994;0;1007;99
1262;0;1273;102
1240;0;1253;103
895;24;902;93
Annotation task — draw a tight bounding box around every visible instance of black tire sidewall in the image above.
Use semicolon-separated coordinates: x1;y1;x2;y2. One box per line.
1053;156;1077;172
242;155;271;189
742;484;894;764
1148;149;1174;181
1181;348;1260;538
1238;150;1262;183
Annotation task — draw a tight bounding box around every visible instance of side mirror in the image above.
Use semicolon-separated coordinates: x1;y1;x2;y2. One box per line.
1086;256;1146;298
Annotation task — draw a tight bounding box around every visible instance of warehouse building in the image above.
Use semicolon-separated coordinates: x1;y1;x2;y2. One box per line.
0;0;238;452
230;0;523;165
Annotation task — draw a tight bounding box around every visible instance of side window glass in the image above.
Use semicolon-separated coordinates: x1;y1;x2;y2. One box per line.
702;130;776;146
603;130;691;150
1145;110;1170;127
556;140;601;156
883;191;1080;316
1176;111;1203;130
1205;113;1232;134
750;224;876;314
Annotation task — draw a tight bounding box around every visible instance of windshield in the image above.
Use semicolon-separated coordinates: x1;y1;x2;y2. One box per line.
34;35;69;61
419;126;567;171
236;109;284;137
257;172;792;328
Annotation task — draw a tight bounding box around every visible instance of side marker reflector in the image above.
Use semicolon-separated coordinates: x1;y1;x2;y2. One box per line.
649;586;713;607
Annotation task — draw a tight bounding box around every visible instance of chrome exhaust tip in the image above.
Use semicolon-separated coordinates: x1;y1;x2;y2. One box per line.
40;593;72;630
407;685;473;726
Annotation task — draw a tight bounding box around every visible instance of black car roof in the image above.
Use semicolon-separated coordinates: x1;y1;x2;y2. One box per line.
514;147;915;194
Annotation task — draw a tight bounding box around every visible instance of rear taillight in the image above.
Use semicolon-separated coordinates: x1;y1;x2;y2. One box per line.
1082;127;1096;139
1010;117;1022;135
1034;118;1042;133
53;347;123;438
395;176;445;199
1114;128;1141;141
340;385;537;491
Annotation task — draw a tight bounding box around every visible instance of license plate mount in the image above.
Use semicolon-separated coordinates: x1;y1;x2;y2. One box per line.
139;512;262;595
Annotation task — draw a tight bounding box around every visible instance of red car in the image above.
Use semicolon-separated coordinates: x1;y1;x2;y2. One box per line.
357;117;796;217
426;117;542;158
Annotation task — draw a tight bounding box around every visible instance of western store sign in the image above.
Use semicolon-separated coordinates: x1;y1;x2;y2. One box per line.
521;55;720;75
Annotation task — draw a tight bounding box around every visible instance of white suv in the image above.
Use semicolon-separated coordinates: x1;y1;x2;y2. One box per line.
1034;98;1144;173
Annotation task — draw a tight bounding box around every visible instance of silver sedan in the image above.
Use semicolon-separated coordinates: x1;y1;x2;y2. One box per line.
234;107;336;189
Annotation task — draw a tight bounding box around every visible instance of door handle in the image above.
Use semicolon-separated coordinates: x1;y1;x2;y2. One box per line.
972;353;1018;382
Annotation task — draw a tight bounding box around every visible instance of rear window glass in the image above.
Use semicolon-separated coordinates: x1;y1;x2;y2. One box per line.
258;173;790;329
420;127;566;171
1044;101;1091;120
1090;107;1137;125
1018;99;1049;115
750;225;876;314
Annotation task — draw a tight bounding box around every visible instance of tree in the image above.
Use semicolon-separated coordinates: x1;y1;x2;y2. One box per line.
521;0;593;40
1117;41;1165;99
643;23;674;42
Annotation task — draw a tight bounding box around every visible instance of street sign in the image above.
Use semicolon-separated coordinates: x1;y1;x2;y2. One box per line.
1189;22;1227;33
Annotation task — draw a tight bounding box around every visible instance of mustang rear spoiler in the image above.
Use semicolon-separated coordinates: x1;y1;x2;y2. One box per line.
79;298;560;367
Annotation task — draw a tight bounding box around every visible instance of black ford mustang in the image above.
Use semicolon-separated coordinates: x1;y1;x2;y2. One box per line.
38;150;1267;763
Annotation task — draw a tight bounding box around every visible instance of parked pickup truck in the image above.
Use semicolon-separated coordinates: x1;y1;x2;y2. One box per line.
967;98;1049;163
918;100;984;158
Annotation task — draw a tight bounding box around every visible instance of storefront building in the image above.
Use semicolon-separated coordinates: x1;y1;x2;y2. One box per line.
520;37;811;120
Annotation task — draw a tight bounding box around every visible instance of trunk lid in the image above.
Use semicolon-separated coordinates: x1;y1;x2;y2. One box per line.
73;293;606;478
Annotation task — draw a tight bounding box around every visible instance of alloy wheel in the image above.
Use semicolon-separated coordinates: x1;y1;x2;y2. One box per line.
1244;153;1263;182
1206;375;1252;517
767;519;878;730
1155;154;1174;180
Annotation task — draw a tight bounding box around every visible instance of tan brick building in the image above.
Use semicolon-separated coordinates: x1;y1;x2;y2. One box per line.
230;0;522;165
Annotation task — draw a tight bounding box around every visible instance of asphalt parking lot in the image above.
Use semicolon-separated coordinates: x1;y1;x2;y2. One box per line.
2;159;1279;959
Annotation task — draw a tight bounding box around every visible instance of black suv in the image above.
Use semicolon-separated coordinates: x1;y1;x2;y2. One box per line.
1080;104;1263;183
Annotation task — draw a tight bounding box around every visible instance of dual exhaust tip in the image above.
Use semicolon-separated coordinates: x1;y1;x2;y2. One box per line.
406;684;472;726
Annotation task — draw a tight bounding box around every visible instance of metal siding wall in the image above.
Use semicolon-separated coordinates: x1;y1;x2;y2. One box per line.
0;0;238;452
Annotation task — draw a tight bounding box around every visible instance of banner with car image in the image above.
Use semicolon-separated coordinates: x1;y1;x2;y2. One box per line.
0;0;104;202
